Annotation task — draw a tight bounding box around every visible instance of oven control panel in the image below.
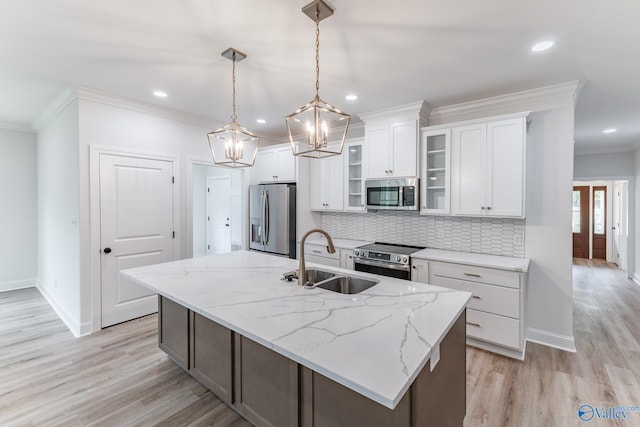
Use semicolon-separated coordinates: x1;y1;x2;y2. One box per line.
353;249;410;266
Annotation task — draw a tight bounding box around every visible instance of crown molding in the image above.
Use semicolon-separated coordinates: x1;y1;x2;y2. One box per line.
31;87;76;132
358;100;431;125
0;121;34;133
430;81;581;123
32;86;213;132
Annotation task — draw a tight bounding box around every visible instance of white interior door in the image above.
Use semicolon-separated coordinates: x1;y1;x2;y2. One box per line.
613;182;621;266
100;154;174;328
207;176;232;254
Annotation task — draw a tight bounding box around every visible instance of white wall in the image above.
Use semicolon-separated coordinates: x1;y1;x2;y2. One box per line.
574;151;635;179
0;128;37;291
36;100;81;333
78;97;220;333
430;83;578;352
634;148;640;284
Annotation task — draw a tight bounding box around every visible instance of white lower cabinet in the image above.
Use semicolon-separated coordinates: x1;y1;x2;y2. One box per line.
304;243;341;268
340;249;354;270
410;258;429;283
413;258;527;360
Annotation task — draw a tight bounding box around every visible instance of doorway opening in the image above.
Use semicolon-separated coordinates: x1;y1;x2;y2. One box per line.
572;180;628;272
192;164;243;257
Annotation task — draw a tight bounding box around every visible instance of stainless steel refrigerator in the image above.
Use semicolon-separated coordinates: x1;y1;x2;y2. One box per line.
249;183;296;259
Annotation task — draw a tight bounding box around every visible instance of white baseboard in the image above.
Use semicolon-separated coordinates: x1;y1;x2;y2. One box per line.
525;327;576;352
633;273;640;286
36;281;91;338
0;278;36;292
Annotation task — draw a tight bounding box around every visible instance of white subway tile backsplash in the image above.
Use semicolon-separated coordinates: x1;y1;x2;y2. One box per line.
321;211;525;258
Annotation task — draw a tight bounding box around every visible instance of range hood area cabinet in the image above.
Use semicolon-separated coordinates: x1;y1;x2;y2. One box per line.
450;113;529;218
359;101;431;179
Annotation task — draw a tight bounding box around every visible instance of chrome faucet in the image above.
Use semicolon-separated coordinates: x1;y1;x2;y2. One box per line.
298;228;336;286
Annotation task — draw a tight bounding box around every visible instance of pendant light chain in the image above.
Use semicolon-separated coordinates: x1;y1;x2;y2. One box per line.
315;5;320;100
231;51;237;122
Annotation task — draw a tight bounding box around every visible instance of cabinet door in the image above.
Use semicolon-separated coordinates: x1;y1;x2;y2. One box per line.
452;124;487;215
189;312;233;403
340;249;354;270
390;120;418;177
276;147;296;182
234;336;299;427
158;296;189;369
365;124;390;178
326;154;344;210
309;157;328;211
486;118;525;217
257;149;278;183
420;129;451;214
411;258;429;283
344;141;365;211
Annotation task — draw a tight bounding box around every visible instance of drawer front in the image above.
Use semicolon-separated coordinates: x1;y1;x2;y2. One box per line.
429;276;520;319
304;244;340;261
466;309;521;349
430;261;520;289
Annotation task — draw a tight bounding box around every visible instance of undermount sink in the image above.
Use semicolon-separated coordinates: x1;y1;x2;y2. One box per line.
283;268;379;294
303;268;336;284
316;275;380;295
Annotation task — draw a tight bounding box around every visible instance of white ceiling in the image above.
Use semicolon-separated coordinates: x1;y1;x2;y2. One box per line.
1;0;639;152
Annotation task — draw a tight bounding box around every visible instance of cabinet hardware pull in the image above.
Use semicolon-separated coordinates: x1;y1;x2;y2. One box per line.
412;266;417;269
312;250;321;254
464;273;481;278
472;295;481;299
481;206;486;210
487;206;492;210
466;322;481;327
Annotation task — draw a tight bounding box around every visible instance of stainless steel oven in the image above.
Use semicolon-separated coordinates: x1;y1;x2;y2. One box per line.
353;242;424;280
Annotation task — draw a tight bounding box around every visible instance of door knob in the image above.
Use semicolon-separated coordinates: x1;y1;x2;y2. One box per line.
225;224;230;227
103;247;112;254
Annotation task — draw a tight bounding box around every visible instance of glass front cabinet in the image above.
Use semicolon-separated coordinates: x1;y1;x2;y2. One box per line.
344;139;365;211
420;128;451;215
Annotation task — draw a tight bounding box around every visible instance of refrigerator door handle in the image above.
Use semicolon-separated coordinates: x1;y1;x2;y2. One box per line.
261;190;266;245
264;191;270;245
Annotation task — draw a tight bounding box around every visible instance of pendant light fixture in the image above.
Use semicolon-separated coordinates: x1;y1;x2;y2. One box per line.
286;0;350;159
207;48;260;168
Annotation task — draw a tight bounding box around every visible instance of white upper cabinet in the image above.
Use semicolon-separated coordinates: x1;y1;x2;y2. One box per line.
451;113;528;218
359;101;431;180
344;139;365;211
420;128;451;215
257;145;296;183
309;145;344;211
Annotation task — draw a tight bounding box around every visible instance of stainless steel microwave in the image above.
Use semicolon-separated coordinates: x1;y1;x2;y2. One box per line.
365;178;419;210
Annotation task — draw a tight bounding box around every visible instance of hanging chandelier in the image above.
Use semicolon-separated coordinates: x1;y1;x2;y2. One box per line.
285;0;350;159
207;48;260;168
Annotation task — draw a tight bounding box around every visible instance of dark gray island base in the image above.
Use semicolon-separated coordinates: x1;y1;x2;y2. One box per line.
158;295;466;427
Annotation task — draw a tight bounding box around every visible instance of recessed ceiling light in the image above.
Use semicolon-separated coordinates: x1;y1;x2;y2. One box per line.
603;128;617;134
531;40;555;52
256;119;266;124
153;90;168;98
345;94;358;101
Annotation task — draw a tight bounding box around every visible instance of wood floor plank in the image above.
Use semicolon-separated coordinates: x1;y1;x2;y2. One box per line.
1;259;639;426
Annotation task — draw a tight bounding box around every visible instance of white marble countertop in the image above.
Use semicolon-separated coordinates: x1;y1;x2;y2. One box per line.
122;251;470;409
302;237;372;250
412;248;530;272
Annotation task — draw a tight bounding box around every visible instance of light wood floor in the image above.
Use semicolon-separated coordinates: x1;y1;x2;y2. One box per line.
1;260;638;426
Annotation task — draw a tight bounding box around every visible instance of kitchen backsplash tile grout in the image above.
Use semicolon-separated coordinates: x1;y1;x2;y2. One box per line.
321;211;525;258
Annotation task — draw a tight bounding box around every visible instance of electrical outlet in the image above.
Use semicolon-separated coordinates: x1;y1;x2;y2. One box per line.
436;228;444;239
54;280;58;289
513;234;523;245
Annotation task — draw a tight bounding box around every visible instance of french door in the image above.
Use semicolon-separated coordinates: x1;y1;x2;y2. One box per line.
572;186;589;258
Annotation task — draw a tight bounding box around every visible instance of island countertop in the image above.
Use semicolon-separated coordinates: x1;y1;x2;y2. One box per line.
121;250;471;409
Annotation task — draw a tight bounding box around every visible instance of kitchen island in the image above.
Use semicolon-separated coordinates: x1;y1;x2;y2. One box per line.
122;251;471;427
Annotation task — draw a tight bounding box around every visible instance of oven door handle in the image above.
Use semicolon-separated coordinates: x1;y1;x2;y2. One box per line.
354;257;411;272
